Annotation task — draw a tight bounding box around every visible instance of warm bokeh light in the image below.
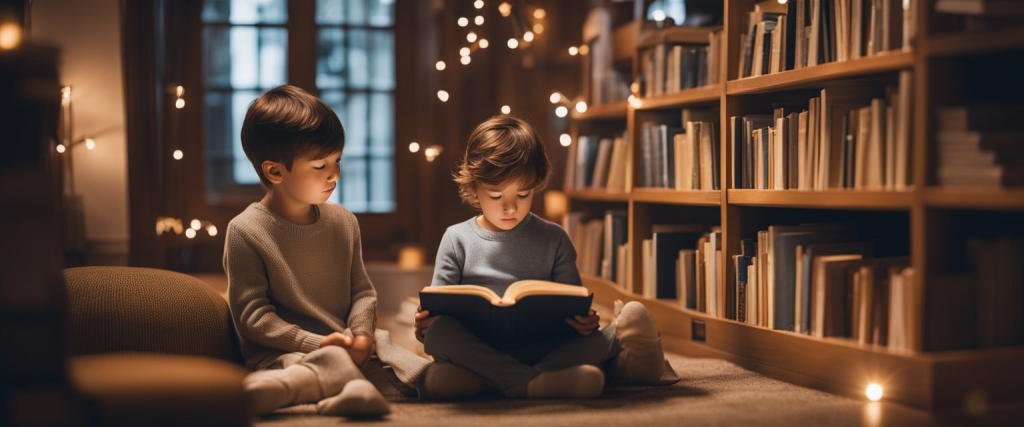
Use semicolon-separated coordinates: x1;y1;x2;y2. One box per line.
398;246;425;270
575;101;588;113
628;94;642;109
778;0;788;4
478;39;489;48
185;228;197;239
173;149;184;160
630;81;641;94
475;15;484;25
559;133;571;146
534;8;546;19
176;85;185;97
458;17;468;27
652;10;666;22
56;144;66;153
175;98;185;109
523;31;534;42
460;47;471;57
424;146;443;162
460;55;471;65
498;2;511;17
549;92;562;104
437;90;450;102
501;105;511;114
84;138;96;150
507;38;519;49
533;23;544;34
467;31;478;43
474;0;484;9
206;224;218;237
409;142;421;153
866;383;883;401
579;44;590;55
62;86;72;105
544;190;567;224
436;60;446;70
0;23;22;50
191;219;202;230
555;106;568;118
568;46;579;56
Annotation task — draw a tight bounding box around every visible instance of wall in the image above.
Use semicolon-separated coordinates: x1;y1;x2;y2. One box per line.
31;0;128;265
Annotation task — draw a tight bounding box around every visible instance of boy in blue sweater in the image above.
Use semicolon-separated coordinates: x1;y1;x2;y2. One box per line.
414;116;667;399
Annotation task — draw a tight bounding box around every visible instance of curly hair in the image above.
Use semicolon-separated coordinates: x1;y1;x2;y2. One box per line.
453;116;551;209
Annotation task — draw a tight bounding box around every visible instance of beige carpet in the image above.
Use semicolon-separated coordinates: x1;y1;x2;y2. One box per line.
251;351;1016;427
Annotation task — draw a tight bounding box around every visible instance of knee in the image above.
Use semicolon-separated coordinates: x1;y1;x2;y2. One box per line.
423;316;462;357
302;345;355;369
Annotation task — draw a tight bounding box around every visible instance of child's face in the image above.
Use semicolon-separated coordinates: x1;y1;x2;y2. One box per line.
276;150;342;206
475;180;534;232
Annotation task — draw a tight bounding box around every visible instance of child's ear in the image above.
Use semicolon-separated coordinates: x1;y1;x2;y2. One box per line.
262;160;284;184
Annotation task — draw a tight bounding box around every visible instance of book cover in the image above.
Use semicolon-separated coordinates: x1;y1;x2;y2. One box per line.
420;281;594;345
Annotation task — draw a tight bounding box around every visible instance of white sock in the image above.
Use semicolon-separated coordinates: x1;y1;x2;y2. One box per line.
611;301;665;383
317;379;391;417
244;365;321;416
526;365;604;399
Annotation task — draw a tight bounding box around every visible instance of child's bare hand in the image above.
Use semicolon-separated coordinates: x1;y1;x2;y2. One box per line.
414;305;436;343
320;332;352;348
566;309;600;336
346;334;374;366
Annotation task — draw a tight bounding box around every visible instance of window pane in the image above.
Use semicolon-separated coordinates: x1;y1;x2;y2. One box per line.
347;30;368;89
203;27;232;88
209;27;288;90
368;0;394;27
344;0;366;25
317;28;346;89
339;158;368;212
369;93;392;157
204;91;234;193
202;0;287;24
341;93;367;157
315;0;344;24
231;91;262;184
369;30;394;90
369;157;394;212
259;28;288;88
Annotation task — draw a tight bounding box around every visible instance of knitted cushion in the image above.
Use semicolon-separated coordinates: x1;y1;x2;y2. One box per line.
64;267;242;364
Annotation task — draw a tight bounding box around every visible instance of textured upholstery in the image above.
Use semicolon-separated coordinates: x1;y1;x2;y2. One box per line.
64;266;243;364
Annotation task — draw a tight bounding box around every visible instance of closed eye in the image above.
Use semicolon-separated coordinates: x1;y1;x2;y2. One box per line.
517;193;529;199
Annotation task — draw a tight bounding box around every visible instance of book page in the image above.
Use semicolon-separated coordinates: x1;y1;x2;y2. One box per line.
503;280;591;305
420;285;502;305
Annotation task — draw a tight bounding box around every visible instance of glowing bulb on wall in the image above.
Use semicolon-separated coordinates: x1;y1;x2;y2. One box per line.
555;106;568;118
0;23;22;50
56;144;67;153
523;31;534;42
185;228;197;239
478;39;489;48
460;47;471;57
175;85;185;109
498;2;511;17
575;101;588;113
507;38;519;49
778;0;788;4
437;90;450;102
866;384;883;402
436;60;446;70
84;138;96;150
173;149;184;160
628;94;643;109
458;17;468;27
206;224;218;237
568;46;579;56
500;105;511;114
534;8;546;19
475;15;484;25
409;142;421;153
175;98;186;109
533;23;544;34
559;133;572;147
652;10;666;22
191;219;202;230
460;55;472;65
549;92;562;104
474;0;484;9
467;32;478;43
424;146;443;162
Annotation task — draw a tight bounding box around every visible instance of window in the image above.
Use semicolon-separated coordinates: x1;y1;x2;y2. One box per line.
201;0;396;213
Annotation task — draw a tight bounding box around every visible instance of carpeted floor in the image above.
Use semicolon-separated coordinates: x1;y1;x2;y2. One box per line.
252;352;1011;427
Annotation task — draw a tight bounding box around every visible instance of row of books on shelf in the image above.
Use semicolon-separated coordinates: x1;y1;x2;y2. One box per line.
935;104;1024;187
564;132;630;193
732;73;912;190
563;210;628;288
639;29;723;98
639;109;721;190
738;0;916;79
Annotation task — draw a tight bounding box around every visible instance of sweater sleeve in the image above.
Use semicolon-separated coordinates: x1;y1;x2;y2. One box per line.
345;214;377;336
551;230;583;286
430;230;463;287
224;224;324;353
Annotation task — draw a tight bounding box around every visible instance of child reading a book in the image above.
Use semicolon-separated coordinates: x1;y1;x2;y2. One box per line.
414;116;671;399
224;85;430;417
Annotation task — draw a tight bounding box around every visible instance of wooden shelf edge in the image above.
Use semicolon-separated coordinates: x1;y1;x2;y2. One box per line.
573;100;630;121
631;188;721;206
726;51;915;95
565;189;630;202
727;189;914;210
635;85;722;110
924;187;1024;210
927;27;1024;58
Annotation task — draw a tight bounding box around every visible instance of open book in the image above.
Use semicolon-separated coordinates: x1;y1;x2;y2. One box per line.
419;280;594;345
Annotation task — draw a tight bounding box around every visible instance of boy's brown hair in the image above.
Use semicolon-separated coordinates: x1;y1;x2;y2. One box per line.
240;85;345;187
454;116;550;209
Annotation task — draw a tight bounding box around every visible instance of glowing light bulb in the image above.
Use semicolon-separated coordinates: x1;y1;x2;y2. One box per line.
478;39;489;48
0;23;22;50
436;60;446;70
579;45;590;55
474;0;484;9
549;92;562;104
575;101;588;113
56;144;66;153
507;38;519;49
628;94;643;109
460;47;471;57
460;55;471;65
523;31;534;42
653;10;666;22
475;15;484;25
467;31;478;43
866;384;883;402
206;224;218;237
437;90;450;102
409;142;421;153
533;23;544;34
458;17;468;27
185;228;197;239
498;2;511;17
555;106;568;118
84;138;96;150
568;46;579;56
778;0;788;3
173;149;184;160
191;219;202;230
559;133;571;147
176;85;185;97
534;8;546;19
501;105;511;114
175;98;185;109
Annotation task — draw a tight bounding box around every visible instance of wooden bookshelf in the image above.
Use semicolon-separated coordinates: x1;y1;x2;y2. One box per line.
565;1;1024;412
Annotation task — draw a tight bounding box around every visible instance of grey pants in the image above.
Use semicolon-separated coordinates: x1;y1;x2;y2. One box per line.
423;316;622;398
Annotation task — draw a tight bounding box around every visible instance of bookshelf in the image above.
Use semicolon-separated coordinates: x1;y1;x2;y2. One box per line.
564;0;1024;411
